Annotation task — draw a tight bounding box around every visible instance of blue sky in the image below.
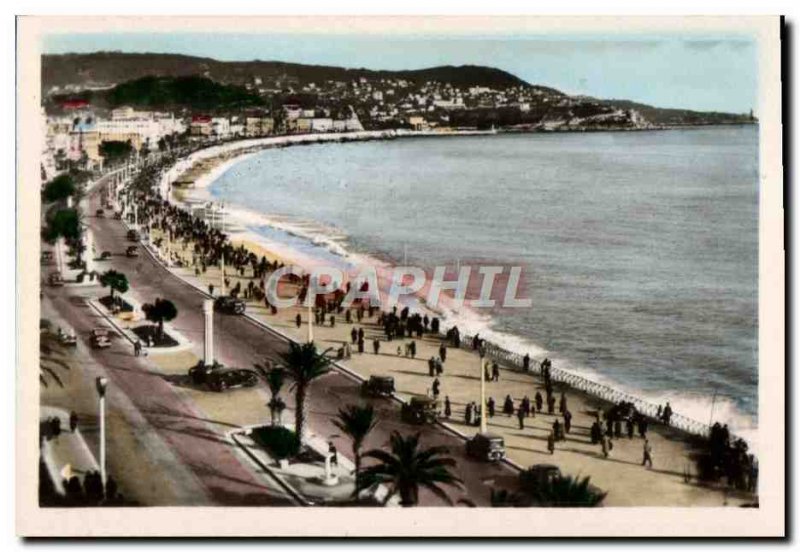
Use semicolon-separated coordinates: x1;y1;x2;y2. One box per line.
42;32;758;113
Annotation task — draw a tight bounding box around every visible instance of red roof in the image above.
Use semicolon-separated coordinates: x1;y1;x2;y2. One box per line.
61;99;89;109
192;115;212;123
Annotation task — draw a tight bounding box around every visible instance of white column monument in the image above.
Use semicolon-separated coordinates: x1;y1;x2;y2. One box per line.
203;299;214;366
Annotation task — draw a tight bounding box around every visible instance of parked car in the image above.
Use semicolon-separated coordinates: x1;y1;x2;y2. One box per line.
91;334;111;349
48;272;64;287
126;230;140;242
126;246;139;258
57;329;77;347
401;396;439;425
99;251;112;260
466;432;506;462
188;364;258;392
519;464;563;493
114;211;123;220
215;296;246;315
95;209;105;218
361;375;396;398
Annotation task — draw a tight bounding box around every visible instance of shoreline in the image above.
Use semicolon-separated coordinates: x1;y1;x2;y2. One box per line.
161;131;758;446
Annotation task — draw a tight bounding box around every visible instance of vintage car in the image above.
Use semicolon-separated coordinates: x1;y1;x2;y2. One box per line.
90;333;112;349
519;464;562;492
126;229;140;242
465;432;506;462
361;375;395;398
214;296;246;315
48;272;64;287
188;364;259;392
95;209;105;218
99;251;112;260
114;211;123;220
125;246;140;258
401;396;439;425
57;329;77;347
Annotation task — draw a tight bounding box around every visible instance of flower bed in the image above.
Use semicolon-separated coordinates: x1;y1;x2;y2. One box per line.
98;295;134;313
250;426;300;461
130;325;179;347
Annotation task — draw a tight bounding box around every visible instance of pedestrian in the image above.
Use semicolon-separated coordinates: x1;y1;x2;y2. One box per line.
357;337;364;354
330;315;335;328
547;431;555;455
553;419;563;441
638;417;648;438
523;353;530;372
69;411;78;433
491;361;500;382
373;339;380;355
409;340;416;359
428;357;436;377
345;310;352;324
517;406;525;429
503;395;514;416
547;393;555;415
329;442;339;466
535;391;543;413
351;327;358;344
601;435;609;458
208;283;214;296
559;392;567;414
435;358;443;376
444;396;452;419
295;313;301;328
626;418;635;439
487;396;495;417
662;402;673;426
397;346;402;356
564;409;572;434
432;378;441;398
133;340;141;357
439;343;447;363
642;439;653;468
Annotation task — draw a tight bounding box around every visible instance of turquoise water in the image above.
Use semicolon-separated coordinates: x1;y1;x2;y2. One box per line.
211;126;759;429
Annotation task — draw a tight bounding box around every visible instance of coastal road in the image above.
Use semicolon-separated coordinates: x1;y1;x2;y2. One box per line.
70;180;519;506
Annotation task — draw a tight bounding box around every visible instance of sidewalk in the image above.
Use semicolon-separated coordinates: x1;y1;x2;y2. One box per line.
40;406;99;495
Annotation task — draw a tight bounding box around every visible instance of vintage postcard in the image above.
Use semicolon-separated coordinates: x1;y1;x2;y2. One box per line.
16;15;784;537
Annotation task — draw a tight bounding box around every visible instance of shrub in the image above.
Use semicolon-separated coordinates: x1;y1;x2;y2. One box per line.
251;426;300;460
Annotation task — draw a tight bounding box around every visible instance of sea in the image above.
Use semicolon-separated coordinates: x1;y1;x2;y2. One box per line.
208;126;759;440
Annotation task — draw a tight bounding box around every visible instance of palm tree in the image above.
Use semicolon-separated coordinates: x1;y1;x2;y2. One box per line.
254;362;287;426
279;341;332;442
360;431;463;507
527;474;607;507
333;404;377;494
142;298;178;339
99;270;129;301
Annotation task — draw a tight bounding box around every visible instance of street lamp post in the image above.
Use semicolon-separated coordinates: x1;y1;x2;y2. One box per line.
307;301;314;344
219;202;226;296
95;376;109;485
479;345;487;434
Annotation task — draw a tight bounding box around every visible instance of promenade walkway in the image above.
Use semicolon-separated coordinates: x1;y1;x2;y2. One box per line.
146;228;753;507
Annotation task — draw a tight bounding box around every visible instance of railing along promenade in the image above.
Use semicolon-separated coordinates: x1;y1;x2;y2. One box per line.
455;332;713;438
